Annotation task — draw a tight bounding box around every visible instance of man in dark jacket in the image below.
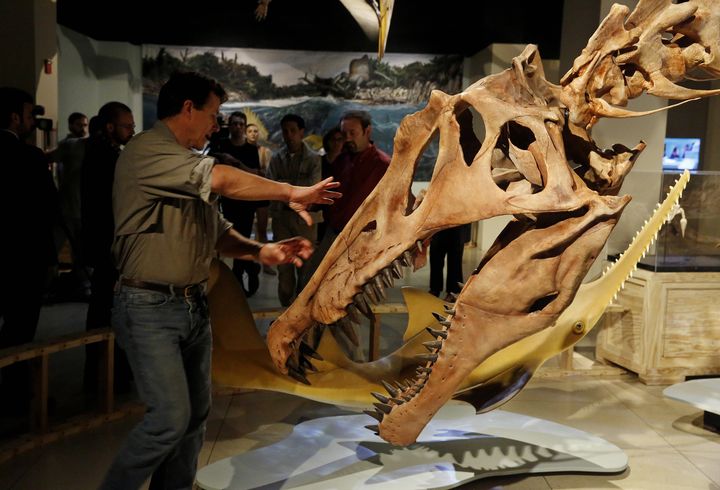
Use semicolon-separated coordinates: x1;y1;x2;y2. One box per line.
0;87;58;414
81;101;135;393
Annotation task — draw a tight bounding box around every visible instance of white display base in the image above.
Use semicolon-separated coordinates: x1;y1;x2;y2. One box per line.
196;402;627;490
663;378;720;415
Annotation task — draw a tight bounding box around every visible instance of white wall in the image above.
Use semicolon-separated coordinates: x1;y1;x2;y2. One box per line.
57;25;143;137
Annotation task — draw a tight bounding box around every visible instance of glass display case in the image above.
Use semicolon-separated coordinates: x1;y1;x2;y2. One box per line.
598;169;720;385
607;170;720;272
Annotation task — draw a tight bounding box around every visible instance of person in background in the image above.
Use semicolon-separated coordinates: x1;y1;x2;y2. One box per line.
428;224;470;301
429;107;480;301
81;101;135;394
209;111;265;296
266;113;323;306
47;111;90;297
317;126;344;242
246;122;276;275
307;110;389;277
100;71;339;490
0;87;58;416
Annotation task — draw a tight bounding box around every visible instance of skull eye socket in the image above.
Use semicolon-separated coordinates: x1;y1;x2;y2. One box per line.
361;220;377;233
456;107;482;167
528;291;559;313
505;121;536;150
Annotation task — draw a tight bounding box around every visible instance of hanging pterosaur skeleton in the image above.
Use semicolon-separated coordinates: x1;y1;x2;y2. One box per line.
250;0;720;446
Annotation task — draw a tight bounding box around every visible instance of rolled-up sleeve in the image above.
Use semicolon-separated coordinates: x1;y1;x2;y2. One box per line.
191;157;219;204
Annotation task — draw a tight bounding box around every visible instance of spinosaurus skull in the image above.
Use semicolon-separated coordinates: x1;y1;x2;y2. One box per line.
268;0;720;446
267;45;629;445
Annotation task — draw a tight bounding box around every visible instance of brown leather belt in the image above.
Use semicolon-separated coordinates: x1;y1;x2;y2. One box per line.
120;278;205;297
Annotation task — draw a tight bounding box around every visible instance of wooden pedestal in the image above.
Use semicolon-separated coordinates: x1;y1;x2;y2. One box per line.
596;268;720;385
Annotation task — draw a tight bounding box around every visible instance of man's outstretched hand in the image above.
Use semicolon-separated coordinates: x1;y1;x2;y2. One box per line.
288;177;342;226
258;237;314;268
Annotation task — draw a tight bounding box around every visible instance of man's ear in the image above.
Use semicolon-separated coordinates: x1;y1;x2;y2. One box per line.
9;112;20;129
182;99;194;117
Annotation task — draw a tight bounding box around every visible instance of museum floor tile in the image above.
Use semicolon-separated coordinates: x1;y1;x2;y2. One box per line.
1;247;719;489
2;377;718;490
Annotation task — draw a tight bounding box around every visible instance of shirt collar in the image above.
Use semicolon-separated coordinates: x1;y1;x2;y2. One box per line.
0;128;19;140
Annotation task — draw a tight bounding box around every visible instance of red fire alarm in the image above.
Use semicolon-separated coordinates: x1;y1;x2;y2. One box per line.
44;59;52;75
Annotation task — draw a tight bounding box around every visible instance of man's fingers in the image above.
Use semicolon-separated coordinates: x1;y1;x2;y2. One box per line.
298;209;313;226
319;176;340;188
297;247;313;259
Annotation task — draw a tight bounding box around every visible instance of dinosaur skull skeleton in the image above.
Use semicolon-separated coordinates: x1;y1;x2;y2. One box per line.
267;0;720;446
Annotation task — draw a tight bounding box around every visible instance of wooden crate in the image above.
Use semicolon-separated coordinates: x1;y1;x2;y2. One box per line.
596;268;720;385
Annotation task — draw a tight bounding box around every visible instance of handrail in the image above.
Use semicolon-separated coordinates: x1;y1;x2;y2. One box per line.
0;328;114;368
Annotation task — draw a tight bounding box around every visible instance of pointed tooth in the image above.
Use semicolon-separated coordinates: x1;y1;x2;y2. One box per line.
423;340;443;350
432;312;451;327
346;304;361;323
371;392;389;404
390;397;404;405
403;395;413;402
374;403;392;414
286;354;300;371
299;356;318;372
288;367;311;385
364;283;379;304
391;261;404;278
457;282;465;290
300;340;323;361
354;293;373;317
416;240;424;253
416;366;432;373
402;250;414;266
372;277;387;300
381;380;398;397
337;318;360;346
365;424;379;434
426;327;447;339
446;292;458;302
381;268;394;287
364;409;383;422
443;304;455;315
417;353;438;362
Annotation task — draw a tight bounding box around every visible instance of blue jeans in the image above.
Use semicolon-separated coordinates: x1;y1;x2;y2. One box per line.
100;285;212;490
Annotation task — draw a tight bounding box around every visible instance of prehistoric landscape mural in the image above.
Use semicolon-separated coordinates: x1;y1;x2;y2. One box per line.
142;45;464;180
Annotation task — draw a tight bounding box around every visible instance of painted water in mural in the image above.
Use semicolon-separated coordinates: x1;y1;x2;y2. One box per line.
142;45;463;180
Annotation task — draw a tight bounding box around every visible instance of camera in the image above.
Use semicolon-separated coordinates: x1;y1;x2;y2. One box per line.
35;117;53;131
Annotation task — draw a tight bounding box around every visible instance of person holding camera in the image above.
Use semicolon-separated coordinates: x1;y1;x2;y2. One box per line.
0;87;58;416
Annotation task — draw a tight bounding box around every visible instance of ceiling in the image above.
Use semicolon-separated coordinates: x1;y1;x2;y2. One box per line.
57;0;565;58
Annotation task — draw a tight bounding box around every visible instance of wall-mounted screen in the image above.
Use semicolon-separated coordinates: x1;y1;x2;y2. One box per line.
663;138;700;171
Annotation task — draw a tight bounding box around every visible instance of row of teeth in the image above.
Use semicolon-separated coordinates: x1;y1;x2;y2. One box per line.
284;241;429;380
363;176;687;436
363;306;456;435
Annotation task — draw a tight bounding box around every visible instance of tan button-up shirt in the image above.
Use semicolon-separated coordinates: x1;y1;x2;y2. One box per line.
112;121;232;285
267;141;322;221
